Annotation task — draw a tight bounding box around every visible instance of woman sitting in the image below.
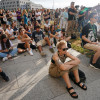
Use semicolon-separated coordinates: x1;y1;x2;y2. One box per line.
49;40;87;99
0;34;18;62
17;28;33;56
5;25;15;40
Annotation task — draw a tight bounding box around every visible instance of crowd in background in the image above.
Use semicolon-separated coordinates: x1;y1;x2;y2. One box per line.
0;2;100;97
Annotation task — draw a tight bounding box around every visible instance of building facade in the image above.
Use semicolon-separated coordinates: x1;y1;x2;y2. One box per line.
0;0;43;10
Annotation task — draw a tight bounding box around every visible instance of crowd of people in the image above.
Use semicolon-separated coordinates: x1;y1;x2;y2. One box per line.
0;1;100;99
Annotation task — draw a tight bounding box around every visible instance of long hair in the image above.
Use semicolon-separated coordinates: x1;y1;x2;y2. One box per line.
50;25;54;33
1;34;11;50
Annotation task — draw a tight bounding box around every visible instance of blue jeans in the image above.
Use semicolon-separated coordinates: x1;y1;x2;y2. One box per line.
0;48;17;58
78;20;85;32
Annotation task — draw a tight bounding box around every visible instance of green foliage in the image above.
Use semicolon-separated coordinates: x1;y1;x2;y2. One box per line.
70;38;94;58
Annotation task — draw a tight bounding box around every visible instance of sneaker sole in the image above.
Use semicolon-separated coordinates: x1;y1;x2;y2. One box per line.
90;64;100;70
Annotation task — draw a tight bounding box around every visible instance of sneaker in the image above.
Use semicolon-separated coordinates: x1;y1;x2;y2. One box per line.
0;71;9;82
52;43;56;48
15;35;17;38
2;57;8;62
49;47;54;53
14;54;17;57
90;63;100;69
28;49;33;56
2;75;9;82
40;51;46;57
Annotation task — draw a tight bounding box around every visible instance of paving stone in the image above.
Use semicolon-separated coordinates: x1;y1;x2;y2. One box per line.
0;42;100;100
0;71;18;93
0;94;3;100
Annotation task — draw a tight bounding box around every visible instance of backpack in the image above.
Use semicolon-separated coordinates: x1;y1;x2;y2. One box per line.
90;55;100;69
30;43;36;49
69;69;86;82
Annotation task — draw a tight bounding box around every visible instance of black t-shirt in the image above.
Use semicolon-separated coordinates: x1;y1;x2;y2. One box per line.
44;14;48;21
68;8;76;21
0;13;3;23
32;30;45;43
82;23;97;46
55;12;59;18
6;14;12;21
47;12;50;19
78;11;84;21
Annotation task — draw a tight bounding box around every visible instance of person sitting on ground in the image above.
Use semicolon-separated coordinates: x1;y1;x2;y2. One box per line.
5;25;15;40
0;67;9;82
49;25;59;47
32;25;54;57
0;34;18;62
28;21;33;32
24;24;32;38
44;19;50;37
11;22;18;37
82;12;100;69
58;28;71;42
0;24;4;37
17;28;33;56
49;40;87;99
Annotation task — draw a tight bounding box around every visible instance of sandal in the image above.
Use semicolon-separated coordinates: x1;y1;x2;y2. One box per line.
66;87;78;99
74;81;87;90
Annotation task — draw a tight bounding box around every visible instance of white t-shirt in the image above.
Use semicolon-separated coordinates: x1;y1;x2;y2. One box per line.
57;31;62;37
0;40;13;50
44;23;50;28
6;29;13;35
12;12;17;20
36;12;41;20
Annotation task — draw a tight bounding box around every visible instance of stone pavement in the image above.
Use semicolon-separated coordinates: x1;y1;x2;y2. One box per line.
0;40;100;100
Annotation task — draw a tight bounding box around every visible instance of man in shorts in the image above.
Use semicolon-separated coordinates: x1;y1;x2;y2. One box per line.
82;12;100;69
32;25;54;57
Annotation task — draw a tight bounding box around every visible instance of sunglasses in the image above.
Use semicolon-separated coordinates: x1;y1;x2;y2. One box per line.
62;48;68;51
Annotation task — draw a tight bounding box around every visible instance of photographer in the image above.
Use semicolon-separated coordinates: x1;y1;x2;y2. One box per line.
0;34;17;62
67;2;77;36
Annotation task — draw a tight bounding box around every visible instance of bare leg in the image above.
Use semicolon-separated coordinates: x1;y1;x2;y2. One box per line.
73;69;87;89
72;69;80;83
38;46;43;52
44;37;51;46
18;48;26;53
62;72;77;97
0;68;2;72
92;48;100;64
24;41;31;51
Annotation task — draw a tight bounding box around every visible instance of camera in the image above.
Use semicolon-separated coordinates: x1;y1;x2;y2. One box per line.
75;5;79;10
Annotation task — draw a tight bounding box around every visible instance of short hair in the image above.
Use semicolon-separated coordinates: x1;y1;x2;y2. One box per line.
36;25;40;29
57;40;67;49
89;13;97;20
71;2;75;5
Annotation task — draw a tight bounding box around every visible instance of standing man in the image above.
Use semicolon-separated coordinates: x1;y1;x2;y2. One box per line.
62;8;68;33
67;2;77;35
